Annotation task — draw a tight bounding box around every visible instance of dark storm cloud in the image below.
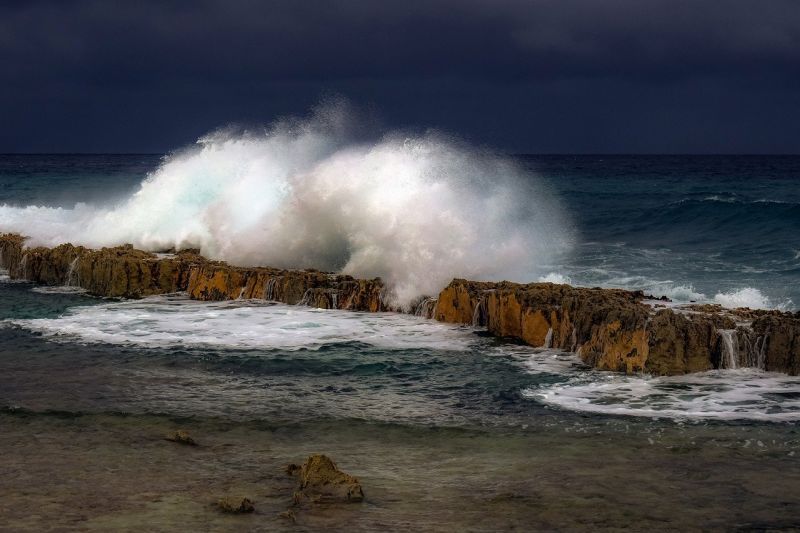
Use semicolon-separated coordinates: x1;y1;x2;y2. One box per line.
1;0;799;152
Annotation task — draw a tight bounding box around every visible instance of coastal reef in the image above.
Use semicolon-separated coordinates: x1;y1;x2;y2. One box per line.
434;279;800;376
0;233;387;310
2;233;798;376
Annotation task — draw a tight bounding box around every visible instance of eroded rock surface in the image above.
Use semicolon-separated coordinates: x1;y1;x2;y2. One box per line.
288;454;364;504
217;497;255;514
2;233;798;376
432;279;800;375
0;233;387;310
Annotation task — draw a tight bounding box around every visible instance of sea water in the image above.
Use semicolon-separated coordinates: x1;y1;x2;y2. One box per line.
1;149;799;529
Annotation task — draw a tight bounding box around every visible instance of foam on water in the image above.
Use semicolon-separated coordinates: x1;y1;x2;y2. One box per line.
6;295;479;351
713;287;776;310
538;272;572;285
30;286;88;295
526;368;800;422
647;284;791;311
5;291;798;422
0;102;571;308
531;272;789;310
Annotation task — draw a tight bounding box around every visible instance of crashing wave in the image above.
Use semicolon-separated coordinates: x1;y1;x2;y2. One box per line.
0;102;573;307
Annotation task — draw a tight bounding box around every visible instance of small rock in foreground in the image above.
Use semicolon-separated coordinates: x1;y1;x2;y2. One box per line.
288;454;364;503
165;430;197;446
217;497;255;514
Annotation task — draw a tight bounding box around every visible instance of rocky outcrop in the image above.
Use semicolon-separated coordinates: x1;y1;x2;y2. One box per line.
217;497;255;514
0;233;24;273
0;233;388;311
0;235;198;298
187;263;387;311
288;454;364;504
165;430;198;446
432;279;800;376
751;315;800;375
2;233;798;376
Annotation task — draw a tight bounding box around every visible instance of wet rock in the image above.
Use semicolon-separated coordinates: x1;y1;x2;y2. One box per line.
646;310;717;375
165;430;197;446
0;233;387;310
186;263;387;311
751;315;800;374
217;497;255;514
3;232;799;376
0;233;25;274
433;279;799;375
289;454;364;503
278;509;297;522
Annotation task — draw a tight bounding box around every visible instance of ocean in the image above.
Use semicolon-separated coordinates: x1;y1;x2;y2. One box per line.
1;151;799;530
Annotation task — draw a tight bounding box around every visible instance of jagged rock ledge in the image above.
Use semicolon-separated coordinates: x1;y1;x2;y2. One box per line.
2;233;798;376
0;233;388;310
434;279;799;376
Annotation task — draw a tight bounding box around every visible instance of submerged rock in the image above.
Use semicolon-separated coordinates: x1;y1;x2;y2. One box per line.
217;497;255;514
165;430;197;446
288;454;364;503
278;509;297;522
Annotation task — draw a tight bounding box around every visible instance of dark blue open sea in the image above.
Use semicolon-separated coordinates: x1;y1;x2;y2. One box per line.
1;152;799;530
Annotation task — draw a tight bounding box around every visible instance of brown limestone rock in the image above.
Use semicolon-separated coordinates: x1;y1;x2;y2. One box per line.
217;497;255;514
433;281;483;324
0;233;26;274
289;454;364;503
751;315;800;375
4;232;800;376
435;280;654;373
645;310;717;375
1;233;387;311
186;263;388;311
581;320;650;374
432;279;800;376
1;234;202;298
165;430;197;446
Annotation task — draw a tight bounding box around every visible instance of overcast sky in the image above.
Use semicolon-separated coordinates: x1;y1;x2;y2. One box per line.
2;0;799;153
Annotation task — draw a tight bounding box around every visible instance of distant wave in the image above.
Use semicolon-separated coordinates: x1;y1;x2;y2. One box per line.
537;272;572;285
649;285;784;310
669;194;799;207
0;102;573;307
627;194;799;254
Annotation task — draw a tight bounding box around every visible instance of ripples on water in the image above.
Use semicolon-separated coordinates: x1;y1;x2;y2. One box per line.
3;285;799;425
2;275;800;531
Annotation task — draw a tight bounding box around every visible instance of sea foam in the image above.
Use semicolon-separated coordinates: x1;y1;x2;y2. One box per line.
713;287;779;310
0;102;572;307
6;295;480;351
526;367;800;422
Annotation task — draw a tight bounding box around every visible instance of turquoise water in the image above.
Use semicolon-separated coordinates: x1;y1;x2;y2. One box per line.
522;155;800;310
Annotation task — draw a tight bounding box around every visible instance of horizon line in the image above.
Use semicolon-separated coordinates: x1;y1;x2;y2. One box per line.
2;152;800;157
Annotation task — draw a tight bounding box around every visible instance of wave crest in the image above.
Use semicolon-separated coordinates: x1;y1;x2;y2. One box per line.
0;103;573;306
